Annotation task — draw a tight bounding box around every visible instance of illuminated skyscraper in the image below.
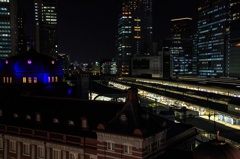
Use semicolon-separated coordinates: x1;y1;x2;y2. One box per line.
34;0;57;58
228;1;240;77
117;0;152;76
197;0;230;77
0;0;18;60
168;17;193;76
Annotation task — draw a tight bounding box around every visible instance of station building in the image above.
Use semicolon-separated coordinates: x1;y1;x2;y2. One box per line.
0;49;63;84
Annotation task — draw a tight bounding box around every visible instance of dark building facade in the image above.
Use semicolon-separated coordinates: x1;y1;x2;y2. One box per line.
197;0;230;77
0;0;18;60
18;7;27;54
117;0;153;77
170;17;192;38
34;0;58;58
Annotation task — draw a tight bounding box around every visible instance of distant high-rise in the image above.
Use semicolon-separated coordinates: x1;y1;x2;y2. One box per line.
228;1;240;77
197;0;229;77
170;17;192;38
18;7;27;54
159;18;193;76
117;0;152;76
34;0;58;58
0;0;18;60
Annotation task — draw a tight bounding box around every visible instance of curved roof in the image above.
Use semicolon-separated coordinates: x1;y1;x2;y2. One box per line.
193;132;240;159
0;49;62;73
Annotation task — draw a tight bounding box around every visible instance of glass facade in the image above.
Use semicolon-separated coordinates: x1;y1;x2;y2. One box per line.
117;0;152;76
34;0;58;57
228;0;240;77
197;0;230;77
0;0;18;60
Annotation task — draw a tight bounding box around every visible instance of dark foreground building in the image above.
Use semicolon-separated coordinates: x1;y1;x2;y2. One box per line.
0;87;198;159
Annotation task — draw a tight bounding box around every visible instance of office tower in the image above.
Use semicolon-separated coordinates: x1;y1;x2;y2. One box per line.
0;0;18;60
117;0;152;76
170;17;192;38
18;7;27;53
197;0;229;77
34;0;57;58
228;1;240;77
158;18;193;76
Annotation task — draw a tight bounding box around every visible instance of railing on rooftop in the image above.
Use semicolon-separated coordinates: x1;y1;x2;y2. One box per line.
0;124;85;146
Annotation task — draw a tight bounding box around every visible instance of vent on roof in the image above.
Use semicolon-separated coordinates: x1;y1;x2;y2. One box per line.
14;113;18;118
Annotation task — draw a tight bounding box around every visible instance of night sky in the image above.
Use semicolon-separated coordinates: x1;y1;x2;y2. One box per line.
17;0;198;63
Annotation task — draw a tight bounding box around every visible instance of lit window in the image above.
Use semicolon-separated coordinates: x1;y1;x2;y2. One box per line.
48;77;50;83
134;36;141;38
23;144;30;155
27;60;32;64
5;60;8;64
9;77;12;83
70;153;78;159
26;115;31;120
55;76;58;83
3;77;5;83
10;141;16;152
23;77;26;83
134;19;141;21
6;77;8;83
107;142;115;151
52;60;55;64
14;113;18;118
52;76;54;82
28;77;32;83
124;145;132;154
34;77;37;83
37;147;44;158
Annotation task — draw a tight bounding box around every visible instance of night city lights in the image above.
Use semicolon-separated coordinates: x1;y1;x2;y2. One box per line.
0;0;239;159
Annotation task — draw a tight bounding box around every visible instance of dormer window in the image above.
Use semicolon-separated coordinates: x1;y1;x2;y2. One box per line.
36;113;40;122
14;113;18;118
69;120;74;125
26;115;31;120
81;117;88;129
82;120;86;128
53;118;58;123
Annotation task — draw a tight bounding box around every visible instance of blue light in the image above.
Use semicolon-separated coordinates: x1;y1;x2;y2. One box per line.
68;89;72;95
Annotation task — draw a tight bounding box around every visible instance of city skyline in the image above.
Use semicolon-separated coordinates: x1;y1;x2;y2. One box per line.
17;0;197;63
